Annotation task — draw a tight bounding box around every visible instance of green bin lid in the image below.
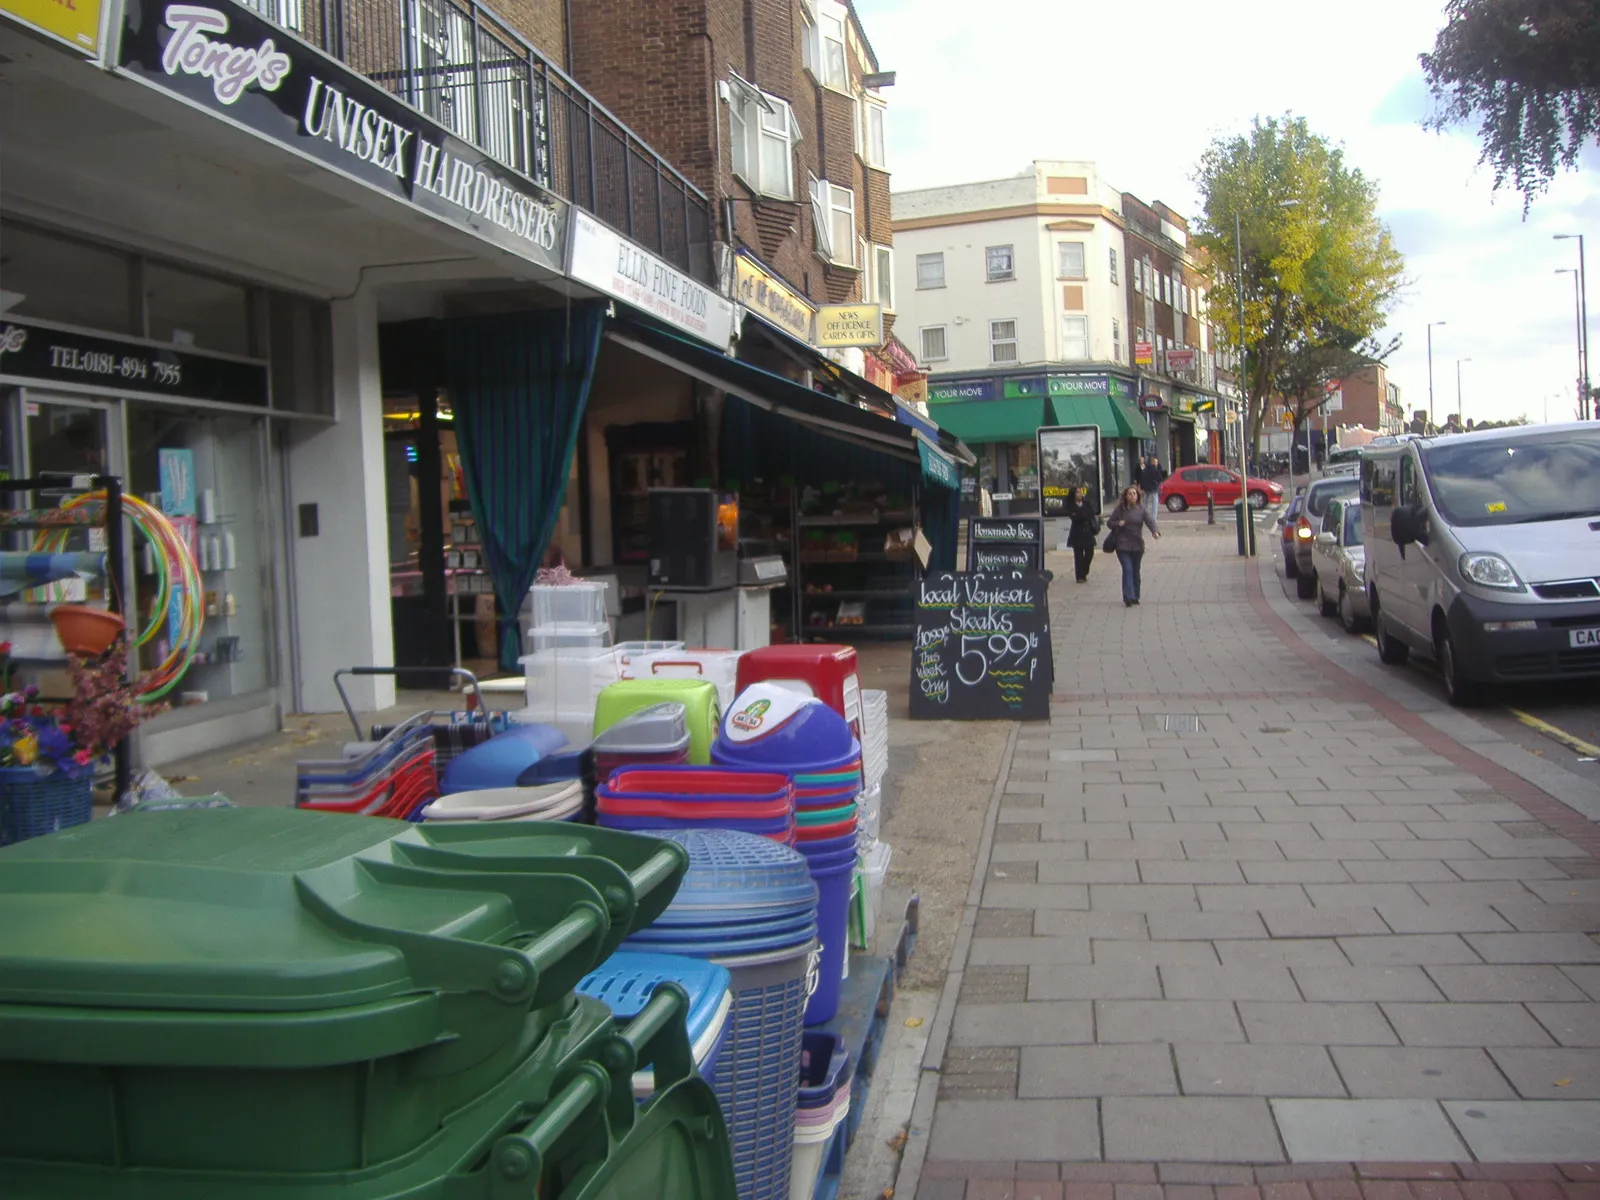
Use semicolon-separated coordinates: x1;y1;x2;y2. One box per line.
0;809;690;1066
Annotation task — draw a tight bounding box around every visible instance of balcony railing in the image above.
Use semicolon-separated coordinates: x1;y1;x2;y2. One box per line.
243;0;714;280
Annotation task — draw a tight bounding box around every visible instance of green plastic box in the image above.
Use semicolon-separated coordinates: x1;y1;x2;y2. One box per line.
0;808;689;1178
592;679;722;765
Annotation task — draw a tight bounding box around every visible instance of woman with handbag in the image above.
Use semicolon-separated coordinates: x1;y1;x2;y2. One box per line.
1063;487;1100;583
1106;484;1161;607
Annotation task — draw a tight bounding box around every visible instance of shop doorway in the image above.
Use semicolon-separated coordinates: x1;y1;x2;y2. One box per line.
12;393;121;481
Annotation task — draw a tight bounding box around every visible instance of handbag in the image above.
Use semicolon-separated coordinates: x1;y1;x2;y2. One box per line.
1101;529;1117;553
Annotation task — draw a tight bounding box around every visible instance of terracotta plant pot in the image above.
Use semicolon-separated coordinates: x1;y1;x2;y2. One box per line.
49;606;126;658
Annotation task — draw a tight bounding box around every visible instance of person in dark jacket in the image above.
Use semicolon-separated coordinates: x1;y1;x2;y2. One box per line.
1063;487;1099;583
1137;455;1166;501
1106;484;1161;606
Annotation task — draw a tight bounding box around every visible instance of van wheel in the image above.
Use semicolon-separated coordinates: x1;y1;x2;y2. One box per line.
1165;495;1188;513
1296;570;1318;600
1319;580;1338;617
1373;591;1410;665
1436;622;1480;707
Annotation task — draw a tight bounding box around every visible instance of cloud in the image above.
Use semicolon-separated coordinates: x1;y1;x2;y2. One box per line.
862;0;1596;426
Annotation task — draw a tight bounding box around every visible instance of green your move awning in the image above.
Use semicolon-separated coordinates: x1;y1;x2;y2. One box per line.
924;398;1046;443
1050;395;1156;440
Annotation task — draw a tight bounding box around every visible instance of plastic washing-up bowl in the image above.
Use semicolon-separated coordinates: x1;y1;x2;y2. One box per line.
598;811;794;838
602;767;792;804
795;802;857;825
794;817;858;842
713;683;856;770
437;723;570;793
595;793;793;822
421;780;584;821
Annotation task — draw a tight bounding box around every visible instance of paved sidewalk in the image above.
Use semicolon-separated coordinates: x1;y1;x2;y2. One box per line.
910;521;1600;1198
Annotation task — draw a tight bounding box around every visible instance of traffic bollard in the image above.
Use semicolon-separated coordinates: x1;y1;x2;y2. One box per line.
1234;499;1257;557
1206;489;1215;525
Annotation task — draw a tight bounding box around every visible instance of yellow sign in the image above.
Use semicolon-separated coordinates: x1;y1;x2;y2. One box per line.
815;304;883;348
733;255;815;344
2;0;102;53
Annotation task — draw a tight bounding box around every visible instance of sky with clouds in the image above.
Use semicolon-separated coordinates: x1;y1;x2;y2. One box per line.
862;0;1599;426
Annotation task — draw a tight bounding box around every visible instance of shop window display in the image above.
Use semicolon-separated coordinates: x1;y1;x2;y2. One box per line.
126;406;273;703
0;221;137;335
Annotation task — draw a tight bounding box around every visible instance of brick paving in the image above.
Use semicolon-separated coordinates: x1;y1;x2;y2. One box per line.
914;523;1600;1197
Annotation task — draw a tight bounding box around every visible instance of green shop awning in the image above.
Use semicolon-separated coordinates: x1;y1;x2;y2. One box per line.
925;397;1046;443
1050;395;1155;440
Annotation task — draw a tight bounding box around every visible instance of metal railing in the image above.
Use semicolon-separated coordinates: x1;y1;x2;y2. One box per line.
243;0;714;279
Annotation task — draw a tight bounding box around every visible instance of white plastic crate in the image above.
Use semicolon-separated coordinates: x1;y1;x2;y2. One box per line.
861;838;892;936
638;649;742;709
861;689;889;788
612;640;686;679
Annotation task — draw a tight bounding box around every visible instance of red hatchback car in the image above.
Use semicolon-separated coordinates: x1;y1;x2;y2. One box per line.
1157;465;1283;512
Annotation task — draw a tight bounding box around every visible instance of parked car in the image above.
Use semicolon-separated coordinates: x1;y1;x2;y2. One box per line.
1159;465;1283;513
1360;422;1600;705
1313;497;1370;632
1292;475;1361;598
1323;446;1362;476
1277;492;1306;577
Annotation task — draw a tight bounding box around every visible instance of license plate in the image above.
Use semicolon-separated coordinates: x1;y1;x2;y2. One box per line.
1571;626;1600;648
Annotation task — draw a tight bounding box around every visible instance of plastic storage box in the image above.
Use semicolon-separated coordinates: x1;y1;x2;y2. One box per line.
527;622;613;652
531;581;609;628
592;702;692;779
641;649;742;710
522;646;623;740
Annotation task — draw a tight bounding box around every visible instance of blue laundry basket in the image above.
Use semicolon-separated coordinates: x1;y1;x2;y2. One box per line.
628;828;819;1200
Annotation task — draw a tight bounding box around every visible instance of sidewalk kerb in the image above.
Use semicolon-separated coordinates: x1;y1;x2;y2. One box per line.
895;718;1021;1200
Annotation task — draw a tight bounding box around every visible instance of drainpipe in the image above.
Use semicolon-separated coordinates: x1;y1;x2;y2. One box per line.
563;0;573;70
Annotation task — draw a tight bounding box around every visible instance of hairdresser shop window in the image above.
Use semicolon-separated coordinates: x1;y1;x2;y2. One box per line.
127;406;274;707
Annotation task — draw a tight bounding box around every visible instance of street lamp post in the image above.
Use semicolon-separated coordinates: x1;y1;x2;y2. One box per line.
1557;268;1584;420
1555;234;1589;420
1456;358;1471;428
1426;320;1447;430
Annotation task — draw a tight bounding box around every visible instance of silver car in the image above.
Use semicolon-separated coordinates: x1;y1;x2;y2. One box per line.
1312;498;1369;633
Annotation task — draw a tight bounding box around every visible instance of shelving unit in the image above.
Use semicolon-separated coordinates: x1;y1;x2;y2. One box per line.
795;509;918;641
0;472;131;803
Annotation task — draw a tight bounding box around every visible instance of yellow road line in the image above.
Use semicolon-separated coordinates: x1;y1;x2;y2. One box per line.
1507;709;1600;758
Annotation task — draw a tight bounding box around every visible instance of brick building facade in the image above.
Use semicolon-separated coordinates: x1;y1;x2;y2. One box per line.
568;0;892;328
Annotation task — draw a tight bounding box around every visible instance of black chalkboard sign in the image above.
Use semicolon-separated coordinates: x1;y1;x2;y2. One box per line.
967;517;1043;573
911;571;1052;721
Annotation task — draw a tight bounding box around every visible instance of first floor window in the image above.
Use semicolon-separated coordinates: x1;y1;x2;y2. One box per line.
1112;318;1123;363
916;252;945;289
1057;241;1085;279
1061;315;1089;360
728;76;799;199
1109;247;1119;285
920;325;948;362
868;244;894;309
986;244;1014;281
809;178;856;266
990;319;1018;363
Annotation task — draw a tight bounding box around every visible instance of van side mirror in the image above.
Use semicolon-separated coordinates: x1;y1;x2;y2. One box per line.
1391;504;1430;549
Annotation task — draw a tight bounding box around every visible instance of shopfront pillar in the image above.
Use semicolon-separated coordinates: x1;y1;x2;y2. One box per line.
286;286;396;714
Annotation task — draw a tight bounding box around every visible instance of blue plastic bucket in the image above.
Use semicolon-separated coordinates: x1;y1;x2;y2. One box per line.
796;832;856;859
802;853;854;1025
798;1031;852;1110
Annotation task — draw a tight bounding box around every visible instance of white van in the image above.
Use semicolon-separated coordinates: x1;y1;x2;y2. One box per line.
1359;422;1600;705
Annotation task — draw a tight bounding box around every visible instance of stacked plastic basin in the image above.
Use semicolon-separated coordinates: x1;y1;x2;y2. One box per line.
0;808;738;1200
624;828;818;1200
423;721;589;823
577;952;733;1099
712;683;860;1026
592;702;692;779
789;1032;853;1200
596;766;796;844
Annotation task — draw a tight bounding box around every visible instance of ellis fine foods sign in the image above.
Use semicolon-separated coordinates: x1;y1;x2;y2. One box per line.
117;0;568;273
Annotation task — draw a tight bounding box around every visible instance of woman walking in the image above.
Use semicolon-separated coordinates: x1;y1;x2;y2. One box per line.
1063;487;1099;583
1106;484;1160;607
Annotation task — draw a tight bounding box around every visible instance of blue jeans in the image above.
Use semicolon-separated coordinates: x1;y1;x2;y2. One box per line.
1117;549;1143;602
